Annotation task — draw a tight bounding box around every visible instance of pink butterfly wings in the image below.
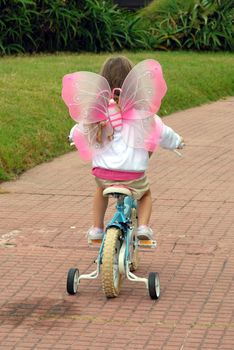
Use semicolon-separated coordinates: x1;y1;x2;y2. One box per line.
62;71;111;123
62;59;167;160
120;59;167;119
119;59;167;151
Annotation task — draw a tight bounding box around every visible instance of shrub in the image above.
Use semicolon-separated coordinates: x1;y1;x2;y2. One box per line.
0;0;232;54
140;0;234;51
32;0;81;52
75;0;150;52
0;0;37;54
0;0;150;54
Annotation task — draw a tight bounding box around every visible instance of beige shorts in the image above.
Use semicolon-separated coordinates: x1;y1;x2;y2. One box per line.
95;175;149;200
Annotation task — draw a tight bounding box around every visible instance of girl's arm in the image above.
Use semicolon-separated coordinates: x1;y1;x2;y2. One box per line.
68;124;79;143
158;119;184;150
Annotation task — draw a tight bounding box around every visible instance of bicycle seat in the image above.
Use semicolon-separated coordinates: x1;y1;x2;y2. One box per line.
103;186;132;198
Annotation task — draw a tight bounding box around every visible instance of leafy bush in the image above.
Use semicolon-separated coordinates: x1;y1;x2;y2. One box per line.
141;0;194;19
0;0;149;54
0;0;232;54
75;0;150;52
140;0;234;51
0;0;37;54
33;0;81;52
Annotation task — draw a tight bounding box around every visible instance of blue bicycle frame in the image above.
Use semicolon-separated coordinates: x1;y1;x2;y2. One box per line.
97;195;137;266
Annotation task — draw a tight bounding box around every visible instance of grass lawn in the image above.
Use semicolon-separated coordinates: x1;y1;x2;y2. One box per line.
0;51;233;181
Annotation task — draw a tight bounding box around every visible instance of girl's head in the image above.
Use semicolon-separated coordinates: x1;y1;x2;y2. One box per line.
100;56;134;100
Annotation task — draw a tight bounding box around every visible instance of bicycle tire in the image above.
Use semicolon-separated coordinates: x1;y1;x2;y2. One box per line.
148;272;160;300
101;227;122;298
67;268;79;295
130;208;139;272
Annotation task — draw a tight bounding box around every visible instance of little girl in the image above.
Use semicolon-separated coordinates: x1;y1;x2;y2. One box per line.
63;56;184;241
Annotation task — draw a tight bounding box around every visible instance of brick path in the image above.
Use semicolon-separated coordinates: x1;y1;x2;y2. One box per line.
0;98;233;350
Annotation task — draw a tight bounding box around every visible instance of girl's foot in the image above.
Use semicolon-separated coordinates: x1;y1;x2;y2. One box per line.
87;226;105;241
137;225;154;240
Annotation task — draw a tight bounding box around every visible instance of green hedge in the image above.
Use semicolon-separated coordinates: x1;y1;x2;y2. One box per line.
0;0;233;55
141;0;234;51
0;0;149;54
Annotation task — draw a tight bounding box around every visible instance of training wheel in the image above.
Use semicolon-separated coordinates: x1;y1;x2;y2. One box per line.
148;272;160;300
67;268;79;295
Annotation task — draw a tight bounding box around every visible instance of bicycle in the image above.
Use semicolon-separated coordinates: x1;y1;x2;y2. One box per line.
66;186;160;300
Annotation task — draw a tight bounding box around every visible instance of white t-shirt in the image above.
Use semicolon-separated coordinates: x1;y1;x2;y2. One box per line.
70;116;182;172
93;122;181;171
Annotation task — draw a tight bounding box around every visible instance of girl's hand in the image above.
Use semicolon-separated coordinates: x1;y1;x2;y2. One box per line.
177;137;185;149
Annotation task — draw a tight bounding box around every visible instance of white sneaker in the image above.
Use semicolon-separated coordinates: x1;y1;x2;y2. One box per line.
87;227;105;241
137;225;154;240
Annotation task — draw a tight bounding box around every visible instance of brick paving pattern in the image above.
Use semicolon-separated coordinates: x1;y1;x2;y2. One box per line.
0;97;233;349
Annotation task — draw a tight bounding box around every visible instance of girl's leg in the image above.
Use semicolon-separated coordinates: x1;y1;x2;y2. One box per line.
93;186;109;229
137;189;152;226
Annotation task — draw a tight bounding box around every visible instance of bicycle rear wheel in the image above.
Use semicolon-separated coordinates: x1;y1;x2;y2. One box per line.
101;227;122;298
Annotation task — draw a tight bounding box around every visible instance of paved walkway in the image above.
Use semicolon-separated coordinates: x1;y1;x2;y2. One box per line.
0;98;234;350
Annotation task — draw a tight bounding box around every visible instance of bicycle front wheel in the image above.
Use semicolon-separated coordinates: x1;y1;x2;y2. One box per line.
101;227;122;298
130;207;139;272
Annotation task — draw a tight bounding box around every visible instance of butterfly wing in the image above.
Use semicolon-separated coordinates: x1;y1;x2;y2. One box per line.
122;115;164;152
62;71;111;123
62;71;114;160
119;59;167;151
120;59;167;118
72;122;114;161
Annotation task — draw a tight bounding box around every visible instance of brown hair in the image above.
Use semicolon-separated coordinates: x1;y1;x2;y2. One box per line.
95;56;133;144
100;56;134;101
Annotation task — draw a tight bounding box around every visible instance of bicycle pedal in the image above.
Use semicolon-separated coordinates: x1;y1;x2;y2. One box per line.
137;240;157;249
88;239;103;245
